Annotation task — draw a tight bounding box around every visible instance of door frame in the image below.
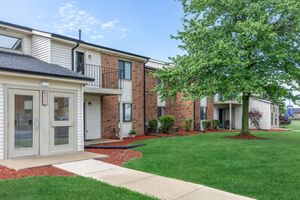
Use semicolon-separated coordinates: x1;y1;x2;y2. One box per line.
7;89;40;158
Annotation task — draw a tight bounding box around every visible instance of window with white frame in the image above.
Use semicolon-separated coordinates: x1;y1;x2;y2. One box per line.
118;60;131;80
0;34;22;51
123;103;132;122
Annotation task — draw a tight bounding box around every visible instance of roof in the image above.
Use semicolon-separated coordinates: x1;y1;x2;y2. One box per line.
0;21;150;60
0;51;94;81
293;108;300;113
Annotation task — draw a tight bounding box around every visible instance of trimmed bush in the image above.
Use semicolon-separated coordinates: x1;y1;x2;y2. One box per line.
148;119;158;133
158;115;175;134
184;118;193;132
202;120;211;131
129;129;137;135
213;120;219;130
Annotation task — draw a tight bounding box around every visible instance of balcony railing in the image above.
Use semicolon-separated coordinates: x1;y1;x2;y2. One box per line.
82;64;123;89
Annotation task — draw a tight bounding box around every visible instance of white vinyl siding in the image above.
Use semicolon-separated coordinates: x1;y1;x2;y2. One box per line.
157;96;165;107
77;87;84;151
122;123;132;137
249;99;271;130
85;95;101;140
0;84;4;159
31;35;51;63
121;81;132;102
51;41;72;70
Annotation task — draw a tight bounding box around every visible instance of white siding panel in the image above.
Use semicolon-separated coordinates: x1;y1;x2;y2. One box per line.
31;35;51;63
122;123;132;137
249;99;271;130
121;81;132;102
85;95;101;140
157;96;166;107
51;41;72;69
0;84;4;159
234;106;242;129
77;87;84;151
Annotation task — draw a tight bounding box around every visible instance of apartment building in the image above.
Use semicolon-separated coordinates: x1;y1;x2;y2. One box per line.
0;21;279;160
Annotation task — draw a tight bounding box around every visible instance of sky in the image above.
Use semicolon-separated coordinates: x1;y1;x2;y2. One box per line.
0;0;184;61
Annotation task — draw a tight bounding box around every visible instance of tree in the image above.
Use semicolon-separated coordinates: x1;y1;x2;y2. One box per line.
155;0;300;135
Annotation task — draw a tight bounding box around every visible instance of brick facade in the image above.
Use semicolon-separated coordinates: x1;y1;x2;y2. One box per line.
145;68;158;123
101;53;119;138
131;60;145;135
207;97;214;121
166;93;194;131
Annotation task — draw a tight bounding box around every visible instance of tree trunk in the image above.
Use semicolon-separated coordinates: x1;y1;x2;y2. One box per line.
241;93;251;135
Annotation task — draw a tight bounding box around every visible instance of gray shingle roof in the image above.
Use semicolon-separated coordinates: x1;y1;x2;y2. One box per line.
0;51;94;81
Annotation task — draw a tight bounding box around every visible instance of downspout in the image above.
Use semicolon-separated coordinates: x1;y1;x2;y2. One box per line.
71;29;81;71
143;58;149;135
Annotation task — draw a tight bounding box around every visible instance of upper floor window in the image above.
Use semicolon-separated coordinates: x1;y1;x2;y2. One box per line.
119;60;131;80
0;34;22;51
76;52;85;74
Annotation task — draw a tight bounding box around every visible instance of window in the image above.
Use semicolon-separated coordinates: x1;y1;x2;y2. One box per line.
123;103;132;122
200;107;207;120
119;60;131;80
54;127;69;145
0;34;22;51
76;52;85;74
54;97;69;121
158;107;166;118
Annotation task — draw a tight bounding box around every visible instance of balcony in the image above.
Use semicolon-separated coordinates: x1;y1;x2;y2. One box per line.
80;64;124;94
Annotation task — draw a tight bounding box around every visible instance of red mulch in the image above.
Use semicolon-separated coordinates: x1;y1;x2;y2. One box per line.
86;131;201;166
224;134;266;140
0;165;74;180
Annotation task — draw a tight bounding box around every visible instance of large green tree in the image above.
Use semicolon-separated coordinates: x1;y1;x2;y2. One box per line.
155;0;300;135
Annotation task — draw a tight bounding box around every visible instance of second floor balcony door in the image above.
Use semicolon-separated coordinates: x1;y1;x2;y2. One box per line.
76;52;85;74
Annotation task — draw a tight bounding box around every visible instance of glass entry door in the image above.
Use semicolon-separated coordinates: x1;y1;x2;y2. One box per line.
8;89;39;158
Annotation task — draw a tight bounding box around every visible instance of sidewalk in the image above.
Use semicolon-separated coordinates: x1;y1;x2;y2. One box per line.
54;159;255;200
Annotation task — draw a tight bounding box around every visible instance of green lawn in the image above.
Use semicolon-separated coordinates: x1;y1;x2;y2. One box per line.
125;131;300;200
0;176;156;200
287;120;300;131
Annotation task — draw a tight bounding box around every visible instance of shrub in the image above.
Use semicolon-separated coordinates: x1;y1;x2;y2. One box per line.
249;108;263;129
213;120;219;130
148;119;158;133
129;129;137;135
202;120;211;131
184;118;193;132
158;115;175;133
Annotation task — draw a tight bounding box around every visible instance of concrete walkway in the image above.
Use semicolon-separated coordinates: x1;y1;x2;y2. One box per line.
54;159;255;200
0;152;107;170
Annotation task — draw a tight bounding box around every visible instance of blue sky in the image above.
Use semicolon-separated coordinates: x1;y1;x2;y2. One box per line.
0;0;184;61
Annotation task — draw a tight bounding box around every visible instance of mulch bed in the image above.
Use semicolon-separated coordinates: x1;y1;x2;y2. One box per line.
0;166;74;180
86;131;200;166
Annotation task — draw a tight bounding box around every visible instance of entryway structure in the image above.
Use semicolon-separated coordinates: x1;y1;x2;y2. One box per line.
0;51;93;159
55;159;255;200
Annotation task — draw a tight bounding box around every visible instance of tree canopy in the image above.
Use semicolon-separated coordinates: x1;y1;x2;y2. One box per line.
155;0;300;134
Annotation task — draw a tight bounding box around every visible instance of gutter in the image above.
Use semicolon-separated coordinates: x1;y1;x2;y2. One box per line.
144;58;149;135
71;30;81;71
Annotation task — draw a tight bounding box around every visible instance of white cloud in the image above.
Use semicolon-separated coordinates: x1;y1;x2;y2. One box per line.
90;34;104;40
101;20;119;30
47;1;130;40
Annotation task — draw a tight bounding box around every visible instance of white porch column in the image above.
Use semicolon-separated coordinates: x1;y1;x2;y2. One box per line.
119;94;123;140
229;102;232;130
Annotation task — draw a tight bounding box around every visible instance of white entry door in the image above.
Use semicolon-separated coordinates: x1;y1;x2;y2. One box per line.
85;95;101;140
8;89;40;158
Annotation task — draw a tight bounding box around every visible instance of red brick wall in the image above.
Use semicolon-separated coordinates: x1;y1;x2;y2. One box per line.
207;97;214;120
145;68;158;123
166;93;194;131
132;60;145;135
101;53;119;138
194;100;201;130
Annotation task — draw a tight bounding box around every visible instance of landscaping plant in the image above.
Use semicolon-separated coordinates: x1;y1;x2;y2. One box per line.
148;119;158;133
129;130;137;137
155;0;300;137
158;115;175;133
202;120;211;131
212;120;219;130
184;118;193;132
248;108;263;130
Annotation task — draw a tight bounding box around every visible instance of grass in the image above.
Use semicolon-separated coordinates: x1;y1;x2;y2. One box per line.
125;131;300;200
287;120;300;131
0;176;157;200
